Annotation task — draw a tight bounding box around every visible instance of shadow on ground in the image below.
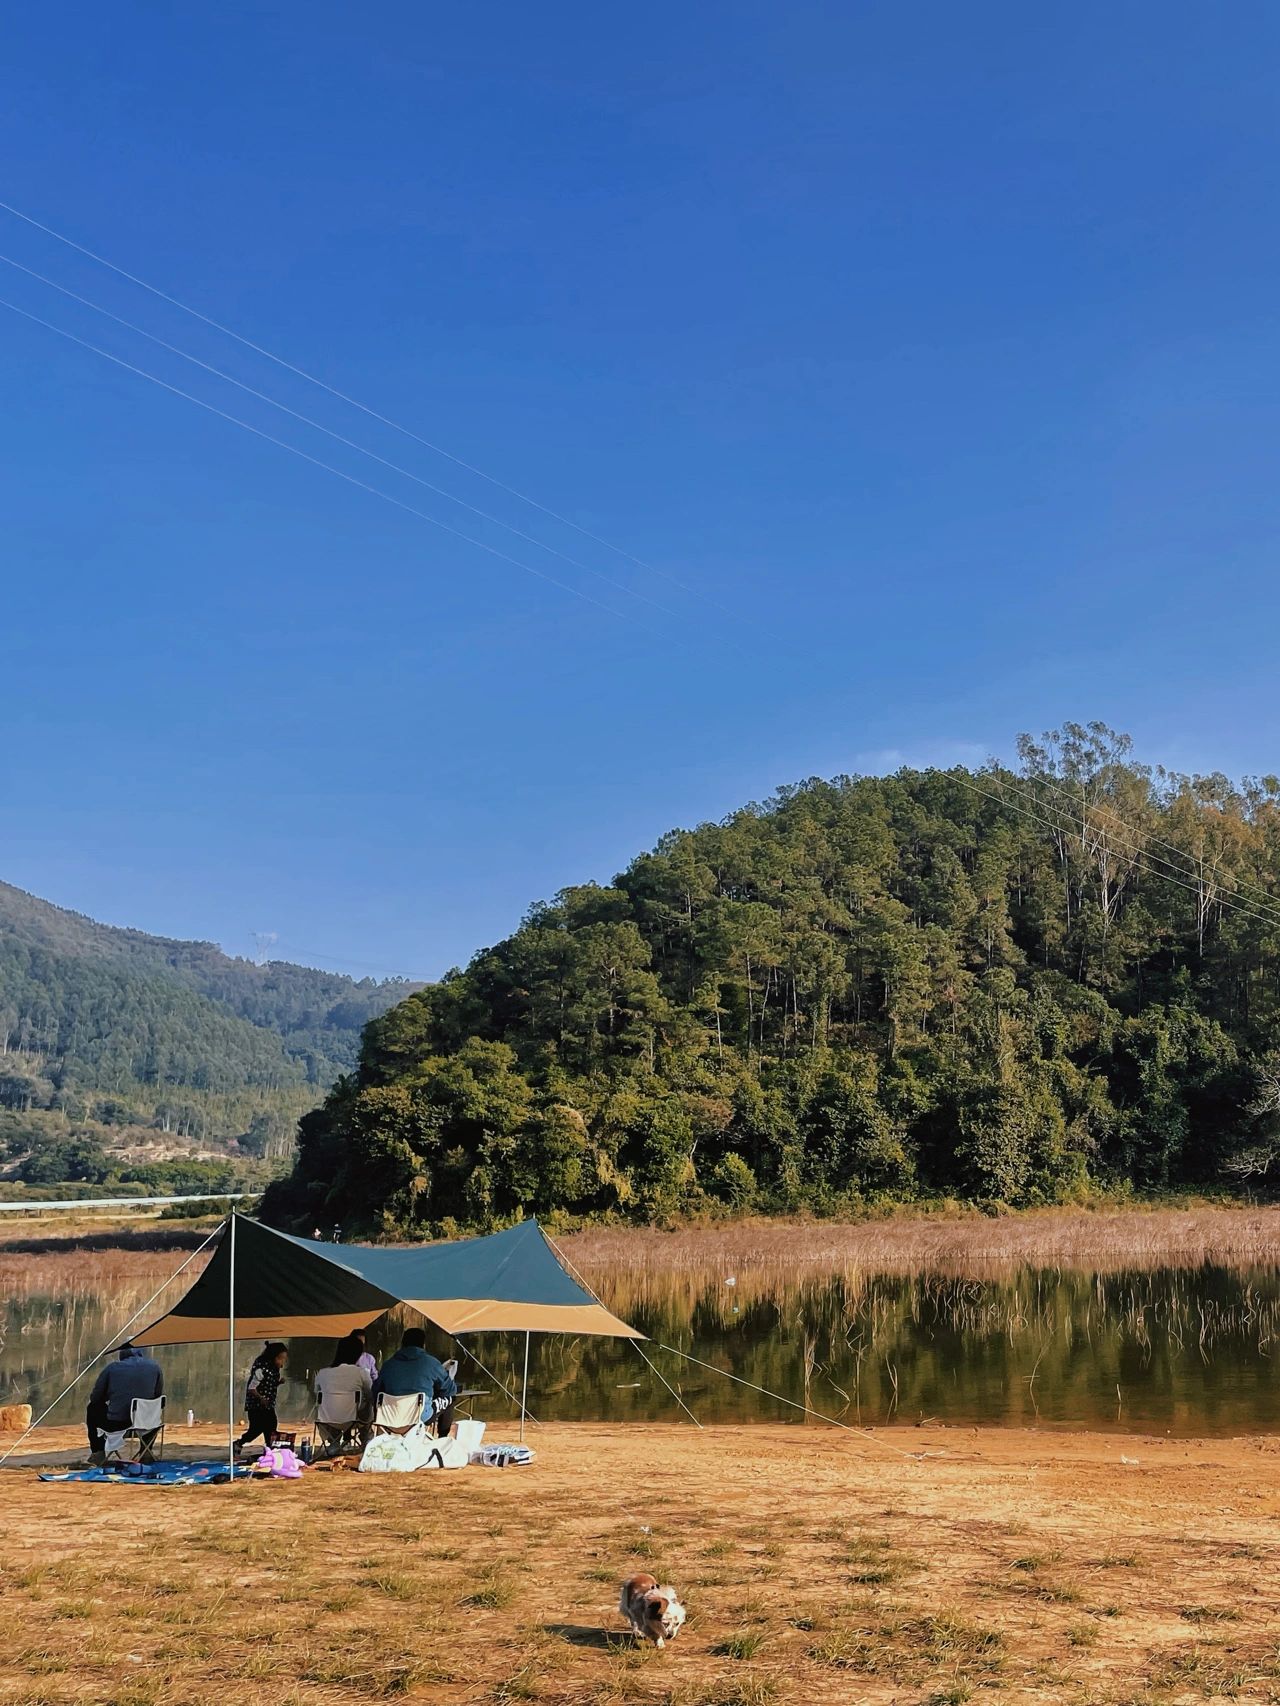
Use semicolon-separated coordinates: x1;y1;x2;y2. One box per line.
545;1623;630;1651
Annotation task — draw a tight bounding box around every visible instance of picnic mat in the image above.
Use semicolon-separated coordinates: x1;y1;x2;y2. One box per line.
39;1460;255;1485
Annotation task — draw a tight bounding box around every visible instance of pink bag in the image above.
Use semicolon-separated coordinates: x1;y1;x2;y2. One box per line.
257;1445;304;1479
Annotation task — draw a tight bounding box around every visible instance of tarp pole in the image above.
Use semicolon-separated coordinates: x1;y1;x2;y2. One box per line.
227;1211;236;1483
520;1330;530;1444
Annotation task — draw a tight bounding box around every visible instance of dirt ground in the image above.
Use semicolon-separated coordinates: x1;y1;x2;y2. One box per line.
1;1419;1278;1706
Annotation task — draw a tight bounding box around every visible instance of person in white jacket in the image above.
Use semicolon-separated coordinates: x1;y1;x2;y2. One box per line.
314;1334;373;1456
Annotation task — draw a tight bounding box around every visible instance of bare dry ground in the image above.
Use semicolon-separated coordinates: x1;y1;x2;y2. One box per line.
2;1419;1279;1706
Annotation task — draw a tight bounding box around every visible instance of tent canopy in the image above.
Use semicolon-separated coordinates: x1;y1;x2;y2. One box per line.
133;1215;640;1346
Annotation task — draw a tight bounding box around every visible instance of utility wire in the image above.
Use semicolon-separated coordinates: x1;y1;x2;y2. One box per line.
1009;764;1280;932
0;195;730;616
948;769;1280;938
995;768;1280;936
0;248;691;627
0;295;663;636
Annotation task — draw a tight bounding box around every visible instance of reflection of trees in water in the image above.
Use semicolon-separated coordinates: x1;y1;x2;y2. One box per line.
8;1263;1280;1435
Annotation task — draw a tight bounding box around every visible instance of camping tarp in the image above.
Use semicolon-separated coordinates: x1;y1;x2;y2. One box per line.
132;1216;640;1345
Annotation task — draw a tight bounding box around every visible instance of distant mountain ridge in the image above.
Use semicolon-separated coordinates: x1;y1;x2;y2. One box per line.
0;881;419;1154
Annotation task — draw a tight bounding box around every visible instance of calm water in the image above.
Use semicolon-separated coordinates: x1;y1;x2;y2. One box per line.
5;1262;1280;1437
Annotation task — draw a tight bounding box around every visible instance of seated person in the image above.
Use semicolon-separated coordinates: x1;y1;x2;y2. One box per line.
314;1334;373;1455
86;1342;164;1464
375;1327;458;1436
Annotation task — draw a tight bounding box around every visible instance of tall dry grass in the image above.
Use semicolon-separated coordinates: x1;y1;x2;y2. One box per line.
560;1203;1280;1278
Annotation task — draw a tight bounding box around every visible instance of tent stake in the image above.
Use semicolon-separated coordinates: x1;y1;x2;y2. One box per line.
227;1211;236;1483
520;1329;530;1444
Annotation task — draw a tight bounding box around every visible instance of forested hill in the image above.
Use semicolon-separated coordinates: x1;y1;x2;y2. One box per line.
265;724;1280;1235
0;880;417;1159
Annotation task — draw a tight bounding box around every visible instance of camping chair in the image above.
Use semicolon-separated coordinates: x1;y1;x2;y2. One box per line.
312;1387;368;1459
103;1396;166;1465
371;1390;425;1436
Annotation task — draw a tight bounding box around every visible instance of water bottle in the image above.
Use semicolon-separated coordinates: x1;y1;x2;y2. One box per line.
187;1409;195;1427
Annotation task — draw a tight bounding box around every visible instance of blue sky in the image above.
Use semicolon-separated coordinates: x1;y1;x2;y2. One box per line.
3;3;1280;980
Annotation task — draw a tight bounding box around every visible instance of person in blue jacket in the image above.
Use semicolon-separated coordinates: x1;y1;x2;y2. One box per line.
86;1343;164;1463
375;1328;457;1436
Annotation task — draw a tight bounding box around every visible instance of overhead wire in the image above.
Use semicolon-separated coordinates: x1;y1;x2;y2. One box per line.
0;294;665;636
946;769;1280;938
0;195;731;617
0;248;692;627
995;768;1280;935
1009;763;1280;932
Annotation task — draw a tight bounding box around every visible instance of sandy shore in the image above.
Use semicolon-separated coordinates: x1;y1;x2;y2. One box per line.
2;1419;1278;1704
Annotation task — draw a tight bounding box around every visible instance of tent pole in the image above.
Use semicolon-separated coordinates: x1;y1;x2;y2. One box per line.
227;1211;237;1483
520;1330;530;1444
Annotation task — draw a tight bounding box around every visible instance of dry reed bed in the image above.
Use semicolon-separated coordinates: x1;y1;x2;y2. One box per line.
5;1205;1280;1303
1;1421;1279;1705
561;1204;1280;1278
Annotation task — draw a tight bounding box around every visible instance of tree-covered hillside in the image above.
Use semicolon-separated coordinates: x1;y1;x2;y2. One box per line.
264;725;1280;1235
0;881;417;1163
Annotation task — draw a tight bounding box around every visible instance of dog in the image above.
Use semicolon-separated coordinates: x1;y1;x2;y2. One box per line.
619;1573;687;1648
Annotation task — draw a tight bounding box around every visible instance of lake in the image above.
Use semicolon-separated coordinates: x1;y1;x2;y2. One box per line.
6;1255;1280;1436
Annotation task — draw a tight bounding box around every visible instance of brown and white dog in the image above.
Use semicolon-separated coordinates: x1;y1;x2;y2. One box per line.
619;1573;687;1648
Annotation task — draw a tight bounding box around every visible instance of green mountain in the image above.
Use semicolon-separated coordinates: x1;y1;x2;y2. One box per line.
0;880;417;1181
265;723;1280;1235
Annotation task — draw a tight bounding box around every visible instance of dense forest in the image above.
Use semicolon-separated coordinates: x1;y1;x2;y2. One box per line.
265;725;1280;1236
0;881;415;1175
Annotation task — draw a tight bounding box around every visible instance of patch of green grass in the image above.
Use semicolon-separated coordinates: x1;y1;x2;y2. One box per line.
48;1599;95;1620
693;1681;778;1706
494;1666;542;1701
1179;1605;1241;1624
465;1568;516;1610
809;1630;884;1673
1068;1622;1099;1648
850;1562;907;1585
362;1570;420;1601
713;1630;768;1660
1034;1581;1086;1605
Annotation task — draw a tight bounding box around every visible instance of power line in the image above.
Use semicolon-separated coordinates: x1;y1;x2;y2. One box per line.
1015;762;1280;932
0;294;666;635
997;768;1280;936
0;195;731;617
0;248;692;628
949;769;1280;939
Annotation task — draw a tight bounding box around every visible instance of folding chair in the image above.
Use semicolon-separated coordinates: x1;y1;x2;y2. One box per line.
103;1396;166;1465
371;1390;425;1436
312;1389;366;1459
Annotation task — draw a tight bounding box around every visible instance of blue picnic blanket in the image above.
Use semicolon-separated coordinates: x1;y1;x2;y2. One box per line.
40;1459;253;1485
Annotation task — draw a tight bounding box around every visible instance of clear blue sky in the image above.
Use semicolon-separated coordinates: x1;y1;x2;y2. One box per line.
4;3;1279;981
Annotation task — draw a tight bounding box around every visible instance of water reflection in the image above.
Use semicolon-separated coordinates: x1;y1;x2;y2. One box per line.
5;1263;1280;1436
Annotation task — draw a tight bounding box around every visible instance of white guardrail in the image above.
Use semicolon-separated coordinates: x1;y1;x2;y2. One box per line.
0;1191;249;1212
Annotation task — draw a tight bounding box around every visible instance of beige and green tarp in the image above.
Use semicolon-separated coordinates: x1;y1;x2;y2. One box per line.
133;1215;640;1346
